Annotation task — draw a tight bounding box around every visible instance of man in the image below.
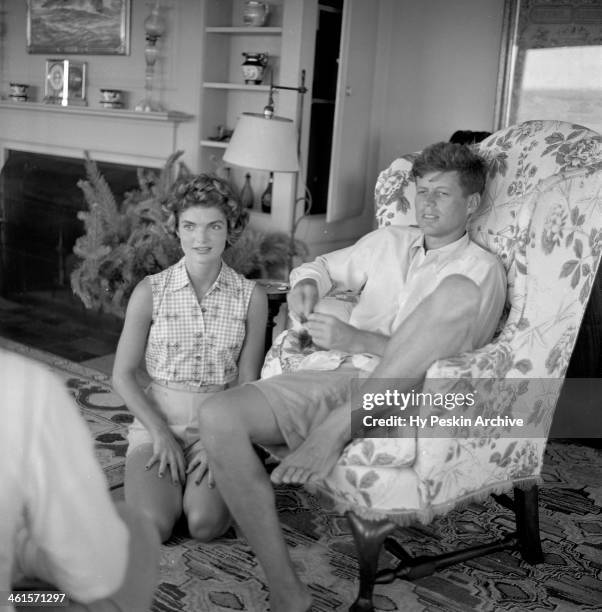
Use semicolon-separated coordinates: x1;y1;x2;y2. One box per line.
1;349;160;612
197;142;506;612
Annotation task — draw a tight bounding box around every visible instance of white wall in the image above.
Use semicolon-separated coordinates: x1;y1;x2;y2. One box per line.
0;0;506;246
301;0;506;256
375;0;505;170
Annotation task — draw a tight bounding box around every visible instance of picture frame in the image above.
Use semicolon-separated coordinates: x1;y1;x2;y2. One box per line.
44;59;88;106
494;0;602;133
27;0;130;55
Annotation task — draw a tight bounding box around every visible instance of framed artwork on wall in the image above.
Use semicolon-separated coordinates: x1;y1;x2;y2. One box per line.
27;0;131;55
494;0;602;132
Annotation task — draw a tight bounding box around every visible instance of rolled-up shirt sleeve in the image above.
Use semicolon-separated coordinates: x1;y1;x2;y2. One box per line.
290;229;383;297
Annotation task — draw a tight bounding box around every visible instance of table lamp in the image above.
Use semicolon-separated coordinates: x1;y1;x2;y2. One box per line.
223;72;307;271
223;113;298;173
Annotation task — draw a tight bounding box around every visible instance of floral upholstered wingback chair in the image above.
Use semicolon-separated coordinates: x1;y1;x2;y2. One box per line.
263;120;602;611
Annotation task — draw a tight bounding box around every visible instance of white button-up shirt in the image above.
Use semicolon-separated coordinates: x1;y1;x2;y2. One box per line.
290;226;506;350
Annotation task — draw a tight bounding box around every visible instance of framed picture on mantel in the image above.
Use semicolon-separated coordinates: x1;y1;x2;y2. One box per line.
27;0;131;55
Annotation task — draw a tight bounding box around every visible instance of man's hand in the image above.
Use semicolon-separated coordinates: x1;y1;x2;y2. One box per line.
305;313;357;352
287;279;319;322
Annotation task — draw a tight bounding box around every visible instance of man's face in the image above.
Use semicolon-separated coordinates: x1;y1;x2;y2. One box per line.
414;170;479;249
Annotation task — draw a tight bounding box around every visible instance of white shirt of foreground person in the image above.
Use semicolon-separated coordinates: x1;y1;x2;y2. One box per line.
0;349;129;611
290;225;506;352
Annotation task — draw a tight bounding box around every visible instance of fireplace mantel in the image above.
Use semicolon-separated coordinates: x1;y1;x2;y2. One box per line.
0;101;192;123
0;101;194;168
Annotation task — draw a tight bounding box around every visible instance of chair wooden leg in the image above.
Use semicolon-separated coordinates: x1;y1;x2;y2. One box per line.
346;511;396;612
514;485;544;564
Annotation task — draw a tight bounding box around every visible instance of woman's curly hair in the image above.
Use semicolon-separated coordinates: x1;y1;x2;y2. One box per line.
164;174;249;245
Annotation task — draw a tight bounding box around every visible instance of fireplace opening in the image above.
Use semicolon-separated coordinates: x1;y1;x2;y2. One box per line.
0;150;150;328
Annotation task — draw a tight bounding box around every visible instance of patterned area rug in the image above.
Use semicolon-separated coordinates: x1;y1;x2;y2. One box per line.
3;338;600;610
153;440;602;611
0;337;129;489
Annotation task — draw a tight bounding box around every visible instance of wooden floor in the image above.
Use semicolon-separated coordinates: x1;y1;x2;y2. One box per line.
0;294;120;367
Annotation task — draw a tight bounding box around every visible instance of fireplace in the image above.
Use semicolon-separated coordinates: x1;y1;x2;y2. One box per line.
0;150;147;317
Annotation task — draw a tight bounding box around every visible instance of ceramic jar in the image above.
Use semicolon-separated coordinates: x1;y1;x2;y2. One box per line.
241;52;268;85
243;1;270;27
9;83;29;102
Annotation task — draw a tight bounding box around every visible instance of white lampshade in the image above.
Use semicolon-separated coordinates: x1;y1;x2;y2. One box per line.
223;112;299;172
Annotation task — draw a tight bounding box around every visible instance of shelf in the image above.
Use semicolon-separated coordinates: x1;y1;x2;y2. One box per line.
206;26;282;34
0;101;194;123
200;139;229;149
203;82;271;91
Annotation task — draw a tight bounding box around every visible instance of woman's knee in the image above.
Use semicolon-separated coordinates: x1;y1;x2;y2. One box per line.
122;489;177;543
137;508;176;543
124;446;182;542
187;508;230;542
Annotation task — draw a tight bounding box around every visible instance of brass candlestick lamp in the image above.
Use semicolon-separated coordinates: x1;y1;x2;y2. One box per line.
135;0;166;112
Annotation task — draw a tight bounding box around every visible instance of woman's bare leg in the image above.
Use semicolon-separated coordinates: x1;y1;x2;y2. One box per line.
182;468;231;542
124;444;182;543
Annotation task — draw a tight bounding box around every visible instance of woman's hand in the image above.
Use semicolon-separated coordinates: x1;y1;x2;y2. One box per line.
145;429;186;486
186;447;216;488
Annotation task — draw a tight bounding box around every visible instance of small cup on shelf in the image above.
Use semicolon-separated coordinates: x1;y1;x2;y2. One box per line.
99;88;125;109
9;82;29;102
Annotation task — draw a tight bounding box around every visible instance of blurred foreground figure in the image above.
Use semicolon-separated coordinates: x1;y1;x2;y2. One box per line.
0;349;160;612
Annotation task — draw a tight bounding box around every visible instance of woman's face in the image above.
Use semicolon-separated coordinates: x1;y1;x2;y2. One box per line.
177;205;228;266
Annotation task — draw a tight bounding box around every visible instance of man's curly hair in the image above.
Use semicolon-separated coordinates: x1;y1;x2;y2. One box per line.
165;174;249;245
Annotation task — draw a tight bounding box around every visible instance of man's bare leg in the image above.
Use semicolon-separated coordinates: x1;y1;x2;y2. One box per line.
271;275;481;485
270;403;349;485
198;385;312;612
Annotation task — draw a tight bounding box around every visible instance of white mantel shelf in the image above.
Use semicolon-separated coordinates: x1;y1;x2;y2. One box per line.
0;101;193;123
0;100;195;168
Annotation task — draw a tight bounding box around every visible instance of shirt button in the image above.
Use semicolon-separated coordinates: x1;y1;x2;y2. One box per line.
201;307;207;313
195;355;202;360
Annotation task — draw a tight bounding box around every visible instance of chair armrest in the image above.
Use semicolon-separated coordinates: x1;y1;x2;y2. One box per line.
412;340;558;501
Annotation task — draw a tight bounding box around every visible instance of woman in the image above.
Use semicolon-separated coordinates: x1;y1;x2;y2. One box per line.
112;174;267;543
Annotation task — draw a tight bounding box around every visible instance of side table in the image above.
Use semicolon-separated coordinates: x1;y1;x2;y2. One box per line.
256;279;289;355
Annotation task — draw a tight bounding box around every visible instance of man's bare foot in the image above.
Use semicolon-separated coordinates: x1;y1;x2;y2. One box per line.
270;417;347;485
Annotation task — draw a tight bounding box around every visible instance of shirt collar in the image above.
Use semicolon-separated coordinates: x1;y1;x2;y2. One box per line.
410;231;470;256
167;258;239;296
